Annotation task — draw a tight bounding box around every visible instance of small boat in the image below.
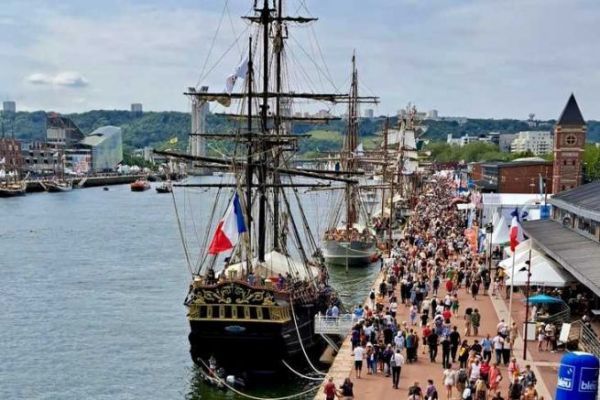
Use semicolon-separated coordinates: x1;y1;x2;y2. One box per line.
130;179;151;191
103;187;109;191
46;179;73;193
156;181;172;193
0;180;26;197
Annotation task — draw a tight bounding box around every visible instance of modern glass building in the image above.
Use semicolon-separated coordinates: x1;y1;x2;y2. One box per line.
77;126;123;172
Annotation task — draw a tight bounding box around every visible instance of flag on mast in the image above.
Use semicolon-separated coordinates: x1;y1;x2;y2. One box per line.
509;215;524;252
208;193;247;254
225;57;249;95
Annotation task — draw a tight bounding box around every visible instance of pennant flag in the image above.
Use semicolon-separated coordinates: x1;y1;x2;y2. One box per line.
208;193;247;255
509;216;525;252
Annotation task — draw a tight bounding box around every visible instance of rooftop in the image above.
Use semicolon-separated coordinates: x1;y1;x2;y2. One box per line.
557;93;585;126
550;180;600;221
79;126;121;147
523;219;600;297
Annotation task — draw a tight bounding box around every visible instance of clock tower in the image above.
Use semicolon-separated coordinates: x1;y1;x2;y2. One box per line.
552;94;586;193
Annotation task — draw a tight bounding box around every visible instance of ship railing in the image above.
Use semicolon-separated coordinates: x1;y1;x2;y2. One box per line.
188;303;292;323
314;314;355;336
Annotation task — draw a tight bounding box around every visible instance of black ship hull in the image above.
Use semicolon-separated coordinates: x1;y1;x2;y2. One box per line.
189;302;320;373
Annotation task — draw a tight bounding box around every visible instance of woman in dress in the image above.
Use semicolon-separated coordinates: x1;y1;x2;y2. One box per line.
442;364;456;400
488;363;503;394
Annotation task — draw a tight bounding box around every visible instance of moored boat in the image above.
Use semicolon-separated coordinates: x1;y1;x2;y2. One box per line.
156;181;172;193
130;179;151;191
45;179;73;193
0;180;26;197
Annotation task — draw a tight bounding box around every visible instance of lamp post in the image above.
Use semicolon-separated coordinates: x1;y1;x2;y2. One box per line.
522;250;532;360
485;222;493;271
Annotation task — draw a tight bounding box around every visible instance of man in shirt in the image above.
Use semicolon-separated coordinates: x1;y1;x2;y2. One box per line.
352;343;365;379
492;334;505;365
471;309;481;336
391;349;405;389
324;377;336;400
427;329;439;362
449;326;461;362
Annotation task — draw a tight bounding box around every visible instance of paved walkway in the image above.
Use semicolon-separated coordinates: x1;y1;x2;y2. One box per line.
315;281;554;399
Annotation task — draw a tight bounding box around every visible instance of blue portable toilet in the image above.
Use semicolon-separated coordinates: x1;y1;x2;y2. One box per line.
556;352;599;400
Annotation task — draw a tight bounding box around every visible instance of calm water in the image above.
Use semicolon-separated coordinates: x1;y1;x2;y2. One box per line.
0;178;378;400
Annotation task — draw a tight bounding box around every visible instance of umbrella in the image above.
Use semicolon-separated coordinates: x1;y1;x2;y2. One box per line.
524;294;564;305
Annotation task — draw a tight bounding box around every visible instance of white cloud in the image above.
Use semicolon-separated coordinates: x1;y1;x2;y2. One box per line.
26;72;53;85
26;71;89;88
53;72;89;87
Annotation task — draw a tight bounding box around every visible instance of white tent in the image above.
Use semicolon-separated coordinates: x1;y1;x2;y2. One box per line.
503;239;532;258
504;255;574;287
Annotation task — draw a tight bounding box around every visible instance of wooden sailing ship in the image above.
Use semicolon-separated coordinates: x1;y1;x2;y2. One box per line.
0;179;26;197
322;55;378;268
158;0;377;373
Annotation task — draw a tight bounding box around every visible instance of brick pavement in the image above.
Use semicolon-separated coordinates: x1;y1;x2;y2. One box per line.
315;279;555;400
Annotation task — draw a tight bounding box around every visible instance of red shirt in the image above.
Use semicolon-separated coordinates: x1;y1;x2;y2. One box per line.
442;309;452;320
324;382;336;399
445;280;454;292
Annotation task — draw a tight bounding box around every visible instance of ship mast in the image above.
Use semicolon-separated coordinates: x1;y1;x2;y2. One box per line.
345;53;359;233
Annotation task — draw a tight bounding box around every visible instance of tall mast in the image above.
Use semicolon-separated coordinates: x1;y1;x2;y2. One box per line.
246;36;254;271
272;0;283;251
345;53;359;232
257;0;271;262
381;117;389;241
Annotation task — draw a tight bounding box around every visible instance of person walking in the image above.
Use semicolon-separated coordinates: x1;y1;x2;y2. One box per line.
458;340;470;369
488;363;503;394
391;349;405;389
338;377;354;400
324;377;336;400
492;334;504;365
425;379;439;400
441;334;451;369
450;326;461;363
442;365;456;400
427;329;439;363
481;334;493;362
352;343;364;379
471;309;481;336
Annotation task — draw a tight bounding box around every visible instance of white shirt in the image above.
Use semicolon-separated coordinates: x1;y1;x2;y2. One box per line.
353;346;364;361
392;352;405;367
470;363;481;380
492;335;504;350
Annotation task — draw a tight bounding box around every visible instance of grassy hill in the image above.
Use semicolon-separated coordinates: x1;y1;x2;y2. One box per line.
2;110;598;156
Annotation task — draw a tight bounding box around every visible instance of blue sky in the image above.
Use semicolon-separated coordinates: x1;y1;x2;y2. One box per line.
1;0;599;119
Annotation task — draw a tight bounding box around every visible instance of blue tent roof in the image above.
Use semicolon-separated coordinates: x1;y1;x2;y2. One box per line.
525;294;565;305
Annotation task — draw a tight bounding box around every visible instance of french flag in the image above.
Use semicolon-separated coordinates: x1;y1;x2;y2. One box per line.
208;193;247;255
509;215;525;252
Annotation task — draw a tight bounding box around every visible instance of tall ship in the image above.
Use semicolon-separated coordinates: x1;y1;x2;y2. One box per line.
321;55;378;267
45;152;73;193
158;0;376;375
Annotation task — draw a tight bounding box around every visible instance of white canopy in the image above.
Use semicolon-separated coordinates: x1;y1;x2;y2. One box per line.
499;241;538;268
503;239;532;258
224;251;319;281
504;255;575;287
457;203;476;211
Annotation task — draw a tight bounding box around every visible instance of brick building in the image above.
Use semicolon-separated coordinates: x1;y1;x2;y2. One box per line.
471;159;553;193
552;94;586;193
0;138;22;170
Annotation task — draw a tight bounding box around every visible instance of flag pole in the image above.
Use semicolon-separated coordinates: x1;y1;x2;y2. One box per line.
508;248;516;329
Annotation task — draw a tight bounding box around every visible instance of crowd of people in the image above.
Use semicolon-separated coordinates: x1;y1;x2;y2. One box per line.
325;176;545;400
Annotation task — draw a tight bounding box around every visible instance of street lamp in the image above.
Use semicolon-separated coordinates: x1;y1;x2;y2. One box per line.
485;222;493;271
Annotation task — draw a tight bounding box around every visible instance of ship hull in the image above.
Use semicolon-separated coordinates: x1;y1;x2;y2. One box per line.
46;183;72;193
188;304;319;373
0;188;26;197
322;239;376;267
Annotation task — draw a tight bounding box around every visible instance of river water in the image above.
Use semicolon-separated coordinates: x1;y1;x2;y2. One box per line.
0;177;379;400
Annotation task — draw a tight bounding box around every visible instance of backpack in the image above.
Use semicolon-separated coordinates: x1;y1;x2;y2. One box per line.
390;355;397;367
462;386;472;400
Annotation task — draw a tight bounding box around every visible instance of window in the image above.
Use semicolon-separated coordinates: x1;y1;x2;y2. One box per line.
565;134;577;146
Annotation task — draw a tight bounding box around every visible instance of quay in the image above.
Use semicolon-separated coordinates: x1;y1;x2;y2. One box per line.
314;177;555;400
24;174;145;192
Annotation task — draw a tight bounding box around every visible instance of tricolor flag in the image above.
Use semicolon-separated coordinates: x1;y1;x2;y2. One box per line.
509;216;524;252
208;193;247;255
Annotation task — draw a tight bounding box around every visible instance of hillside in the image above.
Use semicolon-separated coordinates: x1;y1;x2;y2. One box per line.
2;111;599;155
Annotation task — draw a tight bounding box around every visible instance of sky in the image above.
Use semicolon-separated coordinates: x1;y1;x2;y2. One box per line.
1;0;599;120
